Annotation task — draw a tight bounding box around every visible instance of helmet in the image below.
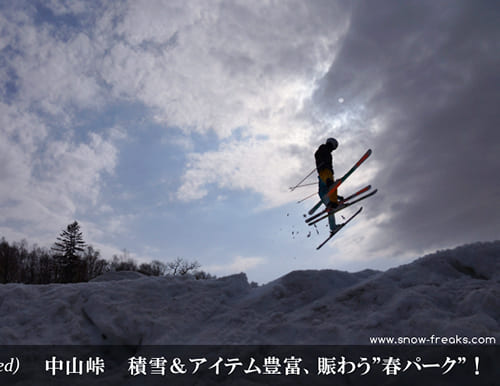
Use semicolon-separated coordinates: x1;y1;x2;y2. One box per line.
326;137;338;150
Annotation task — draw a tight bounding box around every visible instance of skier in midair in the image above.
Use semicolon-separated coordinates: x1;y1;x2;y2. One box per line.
314;138;343;233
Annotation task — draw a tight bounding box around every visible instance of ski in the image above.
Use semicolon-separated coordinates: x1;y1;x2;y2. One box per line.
305;185;371;224
307;187;377;225
343;187;377;206
308;149;372;215
316;207;363;250
308;200;324;216
308;189;377;227
327;149;372;200
340;184;372;205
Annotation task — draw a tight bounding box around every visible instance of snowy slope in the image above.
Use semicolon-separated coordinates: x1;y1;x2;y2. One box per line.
0;241;498;345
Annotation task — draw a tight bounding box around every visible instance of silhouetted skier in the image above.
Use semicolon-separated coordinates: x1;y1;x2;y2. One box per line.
314;138;343;233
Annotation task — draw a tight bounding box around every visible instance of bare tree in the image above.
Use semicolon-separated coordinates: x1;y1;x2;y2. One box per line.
0;238;19;283
82;245;109;281
110;249;138;272
139;260;167;276
166;257;201;276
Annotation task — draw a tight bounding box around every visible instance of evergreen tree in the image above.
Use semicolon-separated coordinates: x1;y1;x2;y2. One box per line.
52;221;86;282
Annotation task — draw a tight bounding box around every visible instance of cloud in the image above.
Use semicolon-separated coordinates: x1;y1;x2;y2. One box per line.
177;135;307;205
0;103;119;244
90;1;352;205
103;0;349;137
0;2;124;246
41;132;117;201
2;0;352;209
2;14;105;117
315;0;500;258
41;0;89;16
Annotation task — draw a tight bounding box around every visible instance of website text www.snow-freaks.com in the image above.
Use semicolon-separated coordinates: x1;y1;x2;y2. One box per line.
369;335;497;345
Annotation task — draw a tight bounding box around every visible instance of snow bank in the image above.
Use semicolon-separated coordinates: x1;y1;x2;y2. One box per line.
0;241;498;345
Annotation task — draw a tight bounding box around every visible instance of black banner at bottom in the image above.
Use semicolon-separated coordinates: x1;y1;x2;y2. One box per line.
0;345;497;385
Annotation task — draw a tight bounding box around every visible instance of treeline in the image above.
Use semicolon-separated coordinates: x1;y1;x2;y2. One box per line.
0;221;213;284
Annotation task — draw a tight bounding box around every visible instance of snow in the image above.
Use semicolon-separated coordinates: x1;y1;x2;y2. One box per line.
0;241;499;345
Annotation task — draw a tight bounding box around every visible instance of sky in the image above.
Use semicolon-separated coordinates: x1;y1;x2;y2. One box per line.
0;0;499;284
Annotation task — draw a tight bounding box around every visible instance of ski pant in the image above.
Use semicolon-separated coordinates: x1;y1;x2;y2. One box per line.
318;175;337;232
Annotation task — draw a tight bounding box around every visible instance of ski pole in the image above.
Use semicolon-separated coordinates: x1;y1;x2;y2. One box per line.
297;191;317;203
289;168;316;191
290;182;317;189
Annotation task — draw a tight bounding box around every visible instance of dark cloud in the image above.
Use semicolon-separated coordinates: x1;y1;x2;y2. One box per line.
315;0;500;255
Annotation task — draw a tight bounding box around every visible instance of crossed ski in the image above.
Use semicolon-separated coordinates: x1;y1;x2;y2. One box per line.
308;149;372;216
305;184;372;223
306;186;377;226
295;148;377;249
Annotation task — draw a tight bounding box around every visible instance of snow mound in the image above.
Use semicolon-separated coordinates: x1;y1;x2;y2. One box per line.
0;242;498;344
90;270;146;282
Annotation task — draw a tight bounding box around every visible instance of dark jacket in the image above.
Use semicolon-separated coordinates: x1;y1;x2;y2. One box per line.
315;143;333;173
